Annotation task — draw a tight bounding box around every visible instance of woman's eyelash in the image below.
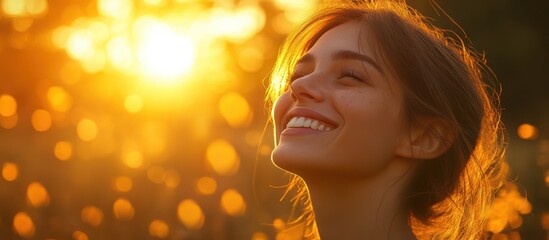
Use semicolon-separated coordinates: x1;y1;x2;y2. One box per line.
339;69;364;81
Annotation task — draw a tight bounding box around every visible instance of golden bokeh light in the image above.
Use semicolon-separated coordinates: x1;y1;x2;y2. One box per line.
206;139;240;176
219;92;252;128
12;18;34;32
77;118;98;141
177;199;204;230
113;198;135;220
124;94;143;113
542;212;549;230
517;123;538;140
113;176;133;192
149;219;170;238
73;230;89;240
97;0;132;19
147;165;165;184
545;170;549;187
2;162;18;181
31;109;52;132
196;176;217;195
0;112;18;129
27;182;50;207
135;17;196;82
163;169;180;188
252;231;269;240
66;29;96;61
273;218;285;230
13;212;35;238
54;140;73;161
106;36;133;71
47;86;73;112
2;0;47;17
123;150;143;169
220;188;246;216
237;46;264;72
59;61;82;85
2;0;25;16
0;94;17;117
81;205;103;227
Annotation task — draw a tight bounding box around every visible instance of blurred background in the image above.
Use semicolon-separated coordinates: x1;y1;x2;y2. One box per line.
0;0;547;239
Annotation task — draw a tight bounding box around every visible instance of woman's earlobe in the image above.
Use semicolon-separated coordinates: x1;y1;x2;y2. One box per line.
395;119;456;160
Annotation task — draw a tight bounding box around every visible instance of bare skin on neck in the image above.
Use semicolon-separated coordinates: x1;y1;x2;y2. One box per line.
301;159;418;240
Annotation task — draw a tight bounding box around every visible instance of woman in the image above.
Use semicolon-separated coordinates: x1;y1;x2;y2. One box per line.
266;1;506;239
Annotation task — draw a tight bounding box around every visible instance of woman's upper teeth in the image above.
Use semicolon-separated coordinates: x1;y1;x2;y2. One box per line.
286;116;332;131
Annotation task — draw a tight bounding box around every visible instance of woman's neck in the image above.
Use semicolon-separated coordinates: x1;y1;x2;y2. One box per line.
301;161;417;240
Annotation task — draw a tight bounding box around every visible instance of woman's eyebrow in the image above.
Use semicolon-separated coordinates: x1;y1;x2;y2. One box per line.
295;50;385;75
332;50;384;74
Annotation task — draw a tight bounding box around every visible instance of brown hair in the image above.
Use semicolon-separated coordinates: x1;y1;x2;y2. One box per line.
266;1;507;239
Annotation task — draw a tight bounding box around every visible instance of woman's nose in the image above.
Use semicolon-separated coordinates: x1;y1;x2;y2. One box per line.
290;75;325;102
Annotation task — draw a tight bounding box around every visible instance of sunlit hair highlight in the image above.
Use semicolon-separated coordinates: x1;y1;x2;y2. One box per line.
266;1;506;239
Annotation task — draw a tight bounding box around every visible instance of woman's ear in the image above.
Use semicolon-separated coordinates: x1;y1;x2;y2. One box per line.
395;118;456;160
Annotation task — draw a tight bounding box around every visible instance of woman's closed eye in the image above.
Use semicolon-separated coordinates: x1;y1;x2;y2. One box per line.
338;69;366;83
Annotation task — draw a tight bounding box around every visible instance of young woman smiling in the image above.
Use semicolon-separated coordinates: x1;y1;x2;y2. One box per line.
267;1;506;239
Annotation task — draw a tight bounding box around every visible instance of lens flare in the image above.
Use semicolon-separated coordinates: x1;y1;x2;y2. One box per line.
135;17;196;83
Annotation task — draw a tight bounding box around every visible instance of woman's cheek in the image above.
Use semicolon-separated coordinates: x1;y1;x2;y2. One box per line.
272;92;292;143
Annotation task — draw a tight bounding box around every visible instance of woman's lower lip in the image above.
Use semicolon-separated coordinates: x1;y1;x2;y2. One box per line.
281;128;325;135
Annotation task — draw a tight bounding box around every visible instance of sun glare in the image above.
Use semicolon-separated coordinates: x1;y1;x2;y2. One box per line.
135;18;196;84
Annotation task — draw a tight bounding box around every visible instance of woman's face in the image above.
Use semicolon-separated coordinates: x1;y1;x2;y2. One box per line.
272;21;409;178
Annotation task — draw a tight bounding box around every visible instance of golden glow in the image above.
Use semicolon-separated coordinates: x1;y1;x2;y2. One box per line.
66;29;96;61
113;198;135;220
13;18;34;32
135;17;196;82
2;162;18;181
27;182;50;207
486;183;532;234
47;86;73;112
147;165;165;183
113;176;133;192
164;170;180;188
220;188;246;216
542;212;549;229
59;62;81;85
77;118;98;141
545;171;549;187
252;231;269;240
73;230;89;240
54;141;73;161
81;205;103;226
0;94;17;117
143;0;166;7
97;0;132;19
106;36;133;71
517;123;538;140
196;176;217;195
123;150;143;168
219;92;252;128
31;109;52;132
259;144;272;156
206;139;240;176
0;112;18;129
273;218;285;230
237;46;264;72
26;0;48;15
124;94;143;113
177;199;204;230
2;0;24;16
149;219;169;238
13;212;35;238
